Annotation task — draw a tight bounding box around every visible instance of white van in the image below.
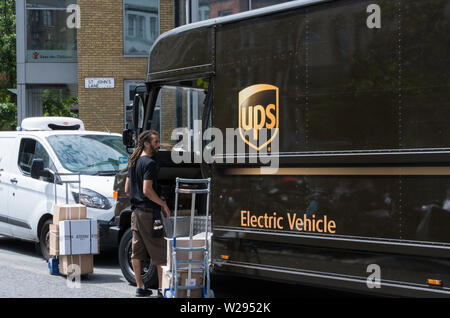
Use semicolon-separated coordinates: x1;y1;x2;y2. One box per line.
0;117;129;259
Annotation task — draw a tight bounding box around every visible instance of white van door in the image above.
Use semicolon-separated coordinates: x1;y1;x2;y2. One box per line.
8;137;56;240
0;136;16;236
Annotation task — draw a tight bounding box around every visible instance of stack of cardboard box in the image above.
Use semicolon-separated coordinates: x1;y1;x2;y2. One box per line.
162;235;207;298
49;204;99;275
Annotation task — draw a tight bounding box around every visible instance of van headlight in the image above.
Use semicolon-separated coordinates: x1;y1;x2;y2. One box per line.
72;188;112;210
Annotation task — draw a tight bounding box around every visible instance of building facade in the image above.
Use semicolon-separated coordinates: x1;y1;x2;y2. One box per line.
17;0;292;133
16;0;78;125
77;0;173;133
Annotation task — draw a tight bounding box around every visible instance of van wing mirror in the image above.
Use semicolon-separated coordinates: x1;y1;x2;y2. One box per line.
31;159;44;179
132;94;145;130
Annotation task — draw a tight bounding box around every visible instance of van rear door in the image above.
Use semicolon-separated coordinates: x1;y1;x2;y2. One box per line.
0;135;16;236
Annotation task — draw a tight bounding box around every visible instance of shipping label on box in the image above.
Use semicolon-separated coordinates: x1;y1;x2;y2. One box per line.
53;204;87;224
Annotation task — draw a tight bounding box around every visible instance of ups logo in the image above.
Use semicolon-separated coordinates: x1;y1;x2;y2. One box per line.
238;84;279;151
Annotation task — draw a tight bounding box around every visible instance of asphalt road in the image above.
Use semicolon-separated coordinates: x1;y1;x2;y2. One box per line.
0;235;371;299
0;235;137;298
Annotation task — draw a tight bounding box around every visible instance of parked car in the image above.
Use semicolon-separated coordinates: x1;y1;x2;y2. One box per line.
0;117;128;260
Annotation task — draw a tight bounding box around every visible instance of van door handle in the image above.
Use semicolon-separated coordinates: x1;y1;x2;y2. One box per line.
10;178;18;184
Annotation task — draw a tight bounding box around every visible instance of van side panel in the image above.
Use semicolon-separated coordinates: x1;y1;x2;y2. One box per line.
210;0;450;295
0;135;17;236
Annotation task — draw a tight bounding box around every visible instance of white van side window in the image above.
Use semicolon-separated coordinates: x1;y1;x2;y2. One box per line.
18;138;55;182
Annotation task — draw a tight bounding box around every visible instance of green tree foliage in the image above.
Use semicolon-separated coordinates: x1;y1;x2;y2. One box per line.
0;101;17;130
0;0;16;103
42;88;79;118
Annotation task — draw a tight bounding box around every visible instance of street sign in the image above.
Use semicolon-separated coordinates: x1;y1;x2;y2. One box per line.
85;78;115;89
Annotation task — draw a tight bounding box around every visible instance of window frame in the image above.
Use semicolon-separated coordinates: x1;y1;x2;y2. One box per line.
25;1;78;63
17;137;56;182
123;0;161;57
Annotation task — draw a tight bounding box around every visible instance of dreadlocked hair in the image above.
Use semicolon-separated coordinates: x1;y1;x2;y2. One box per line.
127;130;159;169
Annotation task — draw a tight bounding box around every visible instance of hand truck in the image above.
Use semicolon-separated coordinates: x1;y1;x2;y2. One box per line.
165;177;212;298
48;171;82;275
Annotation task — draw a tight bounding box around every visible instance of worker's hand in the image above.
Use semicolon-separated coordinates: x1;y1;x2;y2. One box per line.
162;201;171;218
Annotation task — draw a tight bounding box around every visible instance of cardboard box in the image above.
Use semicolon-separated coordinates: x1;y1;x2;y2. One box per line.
59;254;94;275
49;224;59;256
177;268;204;298
59;219;99;255
53;204;87;224
161;265;172;297
70;219;91;255
166;237;206;270
59;220;72;255
91;221;99;255
161;266;204;298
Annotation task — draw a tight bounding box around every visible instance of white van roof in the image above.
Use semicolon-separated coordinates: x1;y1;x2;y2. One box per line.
19;117;85;131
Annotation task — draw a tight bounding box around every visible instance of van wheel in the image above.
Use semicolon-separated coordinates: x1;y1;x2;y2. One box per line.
39;219;52;261
118;228;157;288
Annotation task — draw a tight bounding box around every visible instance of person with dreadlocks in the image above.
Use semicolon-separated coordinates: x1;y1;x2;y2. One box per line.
125;130;171;297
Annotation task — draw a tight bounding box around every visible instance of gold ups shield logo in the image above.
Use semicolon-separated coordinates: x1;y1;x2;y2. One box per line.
239;84;279;151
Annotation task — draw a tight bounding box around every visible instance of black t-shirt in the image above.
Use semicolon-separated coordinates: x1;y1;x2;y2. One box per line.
128;155;161;210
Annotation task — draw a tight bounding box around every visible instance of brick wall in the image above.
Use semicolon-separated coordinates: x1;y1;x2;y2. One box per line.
78;0;174;134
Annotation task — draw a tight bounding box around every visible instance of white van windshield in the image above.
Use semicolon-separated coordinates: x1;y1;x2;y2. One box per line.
47;135;129;174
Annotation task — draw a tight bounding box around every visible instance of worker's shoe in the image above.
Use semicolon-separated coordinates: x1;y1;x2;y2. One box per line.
135;287;153;297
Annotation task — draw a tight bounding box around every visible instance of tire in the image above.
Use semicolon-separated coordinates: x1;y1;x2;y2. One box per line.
118;228;158;288
39;219;52;261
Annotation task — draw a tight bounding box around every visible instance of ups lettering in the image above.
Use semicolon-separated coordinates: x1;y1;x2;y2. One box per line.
241;104;276;140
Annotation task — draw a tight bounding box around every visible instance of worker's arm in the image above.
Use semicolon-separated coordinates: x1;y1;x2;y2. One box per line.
125;177;130;197
143;180;171;218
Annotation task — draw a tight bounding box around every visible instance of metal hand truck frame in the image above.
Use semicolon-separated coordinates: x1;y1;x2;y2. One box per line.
52;171;81;205
48;171;82;275
166;177;212;298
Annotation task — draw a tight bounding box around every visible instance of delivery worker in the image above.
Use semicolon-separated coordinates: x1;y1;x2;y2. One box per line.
125;130;171;297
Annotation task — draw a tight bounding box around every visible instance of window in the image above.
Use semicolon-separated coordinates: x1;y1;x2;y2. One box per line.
193;0;294;23
128;14;136;37
124;0;159;56
43;10;52;27
218;9;233;17
150;16;158;41
156;84;207;152
18;138;55;182
138;16;146;39
198;0;249;21
26;0;77;62
47;135;129;174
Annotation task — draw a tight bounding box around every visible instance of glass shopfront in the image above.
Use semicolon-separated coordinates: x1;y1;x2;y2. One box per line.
26;0;77;63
